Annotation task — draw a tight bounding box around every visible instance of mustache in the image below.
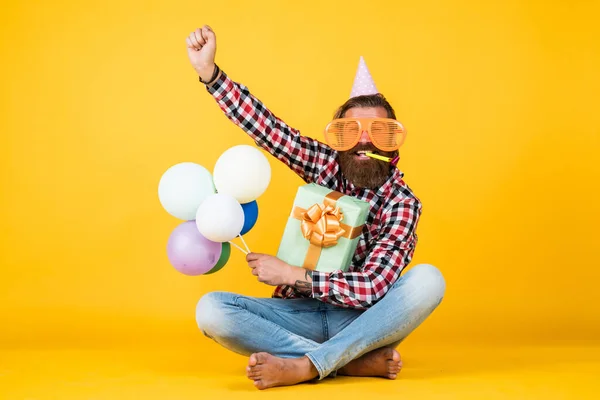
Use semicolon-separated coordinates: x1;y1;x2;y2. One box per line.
345;144;379;153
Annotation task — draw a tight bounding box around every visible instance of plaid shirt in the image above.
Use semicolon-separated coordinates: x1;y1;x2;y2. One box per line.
206;71;422;309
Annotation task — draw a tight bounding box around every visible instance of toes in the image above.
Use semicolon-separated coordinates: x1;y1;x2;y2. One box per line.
391;349;401;362
248;353;258;367
246;366;262;379
254;379;267;390
248;372;262;380
247;363;264;380
388;373;398;380
255;352;270;365
382;347;394;358
248;364;264;372
387;356;402;376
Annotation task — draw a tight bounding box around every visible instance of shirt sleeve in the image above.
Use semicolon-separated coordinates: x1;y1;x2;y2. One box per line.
205;70;334;183
310;197;422;309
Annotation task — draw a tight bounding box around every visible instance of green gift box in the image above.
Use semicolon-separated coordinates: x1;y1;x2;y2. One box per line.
276;183;370;273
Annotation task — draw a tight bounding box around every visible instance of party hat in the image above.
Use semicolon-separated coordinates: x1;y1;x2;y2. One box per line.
350;56;378;98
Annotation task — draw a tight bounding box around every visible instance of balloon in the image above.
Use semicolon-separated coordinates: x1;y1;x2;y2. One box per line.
158;162;216;220
213;145;271;203
204;242;231;275
240;201;259;235
195;193;245;242
167;221;222;276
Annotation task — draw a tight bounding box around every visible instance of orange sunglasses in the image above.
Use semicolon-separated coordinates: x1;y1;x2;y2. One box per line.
324;117;407;152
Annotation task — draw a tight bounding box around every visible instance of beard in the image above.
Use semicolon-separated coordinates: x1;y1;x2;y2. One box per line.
338;144;398;189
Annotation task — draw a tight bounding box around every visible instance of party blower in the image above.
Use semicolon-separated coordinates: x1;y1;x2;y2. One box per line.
364;152;400;166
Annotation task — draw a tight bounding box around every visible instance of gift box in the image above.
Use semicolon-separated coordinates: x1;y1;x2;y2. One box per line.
276;183;370;273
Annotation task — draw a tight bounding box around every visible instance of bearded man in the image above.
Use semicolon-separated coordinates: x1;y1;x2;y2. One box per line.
186;25;446;390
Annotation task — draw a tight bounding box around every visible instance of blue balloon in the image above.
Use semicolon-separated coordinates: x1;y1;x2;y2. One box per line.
240;201;259;235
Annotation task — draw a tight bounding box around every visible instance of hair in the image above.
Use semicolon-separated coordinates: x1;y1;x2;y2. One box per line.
333;93;397;119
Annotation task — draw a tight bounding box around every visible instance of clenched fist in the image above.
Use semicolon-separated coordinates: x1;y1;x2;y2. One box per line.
186;25;218;82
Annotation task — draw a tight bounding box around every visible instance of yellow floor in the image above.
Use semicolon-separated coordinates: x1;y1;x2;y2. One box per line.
1;342;599;399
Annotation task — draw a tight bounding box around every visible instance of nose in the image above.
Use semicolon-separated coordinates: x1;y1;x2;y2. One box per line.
359;130;370;144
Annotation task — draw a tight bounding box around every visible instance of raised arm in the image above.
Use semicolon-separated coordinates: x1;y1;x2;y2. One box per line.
186;26;334;183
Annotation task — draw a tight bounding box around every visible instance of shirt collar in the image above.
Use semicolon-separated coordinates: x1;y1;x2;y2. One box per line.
376;167;403;197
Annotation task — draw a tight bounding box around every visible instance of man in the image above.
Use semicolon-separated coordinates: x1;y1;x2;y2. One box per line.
186;25;446;390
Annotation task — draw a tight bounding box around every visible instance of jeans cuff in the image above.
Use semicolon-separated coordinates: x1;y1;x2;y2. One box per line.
305;353;328;380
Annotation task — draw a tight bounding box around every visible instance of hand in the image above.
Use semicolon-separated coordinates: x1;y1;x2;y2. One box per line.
186;25;217;82
246;253;293;287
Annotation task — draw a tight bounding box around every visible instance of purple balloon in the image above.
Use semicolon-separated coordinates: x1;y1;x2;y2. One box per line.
167;221;222;276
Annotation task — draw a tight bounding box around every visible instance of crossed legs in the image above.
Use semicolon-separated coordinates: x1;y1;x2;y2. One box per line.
196;264;445;389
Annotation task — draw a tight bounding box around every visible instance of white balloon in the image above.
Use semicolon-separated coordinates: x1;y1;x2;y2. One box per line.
195;193;245;242
158;162;216;220
213;145;271;204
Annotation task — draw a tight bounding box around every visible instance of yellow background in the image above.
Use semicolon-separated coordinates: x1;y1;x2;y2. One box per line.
1;0;599;355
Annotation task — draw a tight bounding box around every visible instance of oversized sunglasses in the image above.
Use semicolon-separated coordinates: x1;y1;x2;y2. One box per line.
324;117;407;152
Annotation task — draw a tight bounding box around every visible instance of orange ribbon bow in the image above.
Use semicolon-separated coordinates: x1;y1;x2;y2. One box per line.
291;191;363;270
300;203;346;249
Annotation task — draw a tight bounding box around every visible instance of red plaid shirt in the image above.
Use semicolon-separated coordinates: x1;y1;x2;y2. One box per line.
206;71;422;309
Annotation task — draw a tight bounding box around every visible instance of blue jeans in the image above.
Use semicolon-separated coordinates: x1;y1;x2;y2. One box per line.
195;264;445;380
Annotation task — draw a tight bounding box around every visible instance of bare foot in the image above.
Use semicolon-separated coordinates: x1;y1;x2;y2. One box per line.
246;352;319;390
339;347;402;379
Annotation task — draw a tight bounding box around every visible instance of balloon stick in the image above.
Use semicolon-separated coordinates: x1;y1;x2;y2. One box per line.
238;234;251;253
228;241;248;255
